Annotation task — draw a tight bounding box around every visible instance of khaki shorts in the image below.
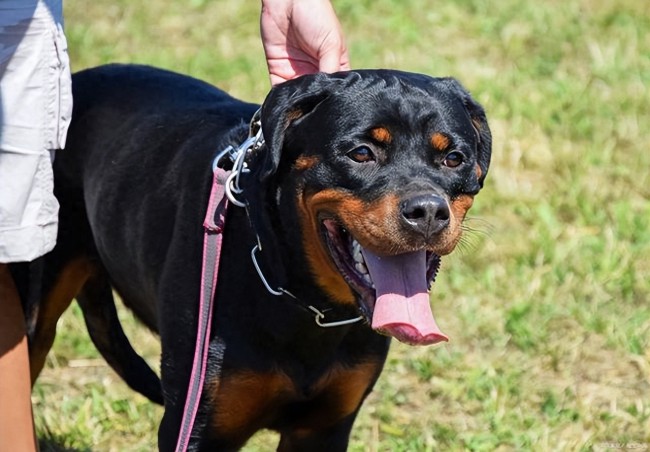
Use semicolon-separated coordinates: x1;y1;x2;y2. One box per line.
0;0;72;262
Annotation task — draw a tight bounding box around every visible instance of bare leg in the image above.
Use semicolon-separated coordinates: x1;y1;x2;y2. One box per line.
0;264;37;451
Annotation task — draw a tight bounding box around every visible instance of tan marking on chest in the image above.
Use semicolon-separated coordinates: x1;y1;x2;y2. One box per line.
208;370;294;439
291;361;382;436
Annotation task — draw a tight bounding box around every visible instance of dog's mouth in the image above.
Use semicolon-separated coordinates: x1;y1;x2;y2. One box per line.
321;219;448;346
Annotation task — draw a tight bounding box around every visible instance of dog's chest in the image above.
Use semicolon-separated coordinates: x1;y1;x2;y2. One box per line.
205;360;381;438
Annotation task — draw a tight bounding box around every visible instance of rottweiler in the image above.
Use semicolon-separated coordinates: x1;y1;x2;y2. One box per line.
24;64;491;450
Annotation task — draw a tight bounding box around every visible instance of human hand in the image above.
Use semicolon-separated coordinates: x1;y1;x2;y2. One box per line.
260;0;350;86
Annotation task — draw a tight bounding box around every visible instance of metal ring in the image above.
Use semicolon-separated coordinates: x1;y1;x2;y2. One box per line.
225;172;246;207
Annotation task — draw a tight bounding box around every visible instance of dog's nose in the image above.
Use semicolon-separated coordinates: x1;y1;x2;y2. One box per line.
400;194;450;237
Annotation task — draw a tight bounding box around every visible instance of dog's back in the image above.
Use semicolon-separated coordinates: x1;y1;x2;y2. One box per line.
28;64;259;402
58;64;258;319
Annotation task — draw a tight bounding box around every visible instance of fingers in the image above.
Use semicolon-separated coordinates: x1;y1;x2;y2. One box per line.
318;39;350;74
262;0;350;86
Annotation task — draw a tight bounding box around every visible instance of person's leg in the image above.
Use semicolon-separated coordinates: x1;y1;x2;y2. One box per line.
0;0;71;449
0;264;37;451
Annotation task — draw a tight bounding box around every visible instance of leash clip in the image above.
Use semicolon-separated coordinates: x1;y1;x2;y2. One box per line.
212;109;265;207
212;145;238;171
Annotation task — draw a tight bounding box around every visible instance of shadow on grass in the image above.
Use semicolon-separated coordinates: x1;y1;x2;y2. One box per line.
39;437;92;452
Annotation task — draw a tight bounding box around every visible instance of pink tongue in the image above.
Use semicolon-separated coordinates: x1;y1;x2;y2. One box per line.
361;248;448;346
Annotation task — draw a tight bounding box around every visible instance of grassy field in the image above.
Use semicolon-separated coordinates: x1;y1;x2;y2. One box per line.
33;0;649;450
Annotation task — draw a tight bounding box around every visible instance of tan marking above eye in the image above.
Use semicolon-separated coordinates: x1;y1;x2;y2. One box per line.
431;132;450;151
370;127;392;144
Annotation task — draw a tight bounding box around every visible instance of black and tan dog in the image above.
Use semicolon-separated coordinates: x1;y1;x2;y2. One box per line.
23;64;491;450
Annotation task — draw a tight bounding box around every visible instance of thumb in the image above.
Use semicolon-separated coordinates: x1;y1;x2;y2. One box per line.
318;45;351;73
318;47;343;74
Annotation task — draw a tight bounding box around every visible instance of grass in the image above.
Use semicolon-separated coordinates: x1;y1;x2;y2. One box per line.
32;0;650;450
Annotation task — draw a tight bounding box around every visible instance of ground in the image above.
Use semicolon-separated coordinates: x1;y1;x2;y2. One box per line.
34;0;649;450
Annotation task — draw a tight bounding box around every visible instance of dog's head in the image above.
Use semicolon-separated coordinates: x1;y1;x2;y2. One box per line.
243;70;491;345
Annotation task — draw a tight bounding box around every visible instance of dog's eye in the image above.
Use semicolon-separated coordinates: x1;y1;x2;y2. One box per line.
347;146;375;163
443;151;465;168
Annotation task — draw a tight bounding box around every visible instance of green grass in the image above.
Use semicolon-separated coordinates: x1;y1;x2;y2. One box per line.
33;0;650;450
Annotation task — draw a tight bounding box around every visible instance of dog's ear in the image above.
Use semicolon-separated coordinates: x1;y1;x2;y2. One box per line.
241;73;343;291
254;72;339;181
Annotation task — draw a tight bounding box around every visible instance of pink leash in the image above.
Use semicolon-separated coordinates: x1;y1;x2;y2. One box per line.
175;165;230;452
172;109;363;449
172;108;362;449
174;110;261;451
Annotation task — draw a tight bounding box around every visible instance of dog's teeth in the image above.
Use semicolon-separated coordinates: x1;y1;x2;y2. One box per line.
355;262;367;275
353;245;363;264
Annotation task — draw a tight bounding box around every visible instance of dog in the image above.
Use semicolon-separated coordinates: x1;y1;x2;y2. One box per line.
24;64;491;450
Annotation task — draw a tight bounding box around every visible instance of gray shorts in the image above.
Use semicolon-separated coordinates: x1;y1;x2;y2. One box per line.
0;0;72;262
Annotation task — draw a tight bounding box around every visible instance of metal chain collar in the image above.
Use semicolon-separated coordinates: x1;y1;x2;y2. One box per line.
213;109;363;328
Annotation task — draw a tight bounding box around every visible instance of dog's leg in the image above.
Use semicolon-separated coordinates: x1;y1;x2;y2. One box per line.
277;416;357;452
76;272;164;404
156;300;205;450
158;352;191;452
28;256;94;382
